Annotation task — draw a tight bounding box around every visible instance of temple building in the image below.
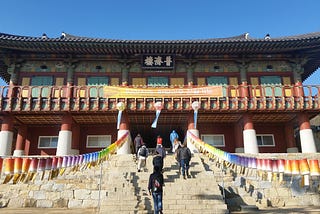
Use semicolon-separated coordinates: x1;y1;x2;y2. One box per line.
0;32;319;156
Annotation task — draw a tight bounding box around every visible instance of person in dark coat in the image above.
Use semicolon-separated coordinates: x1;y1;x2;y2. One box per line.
153;150;164;172
134;134;143;157
176;142;192;179
148;166;164;214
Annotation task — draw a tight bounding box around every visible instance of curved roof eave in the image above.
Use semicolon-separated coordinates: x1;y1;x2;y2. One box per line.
0;32;320;55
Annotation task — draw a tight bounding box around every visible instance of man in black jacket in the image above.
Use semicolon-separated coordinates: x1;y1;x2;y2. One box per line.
148;166;164;214
176;142;192;179
153;150;164;172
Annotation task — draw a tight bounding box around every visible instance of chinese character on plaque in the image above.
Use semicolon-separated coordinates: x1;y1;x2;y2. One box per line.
142;55;174;69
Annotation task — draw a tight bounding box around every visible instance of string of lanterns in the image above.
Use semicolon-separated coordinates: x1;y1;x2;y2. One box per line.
0;131;129;184
188;131;320;186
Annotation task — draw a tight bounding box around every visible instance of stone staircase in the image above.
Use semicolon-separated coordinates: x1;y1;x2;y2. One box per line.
0;153;228;213
199;154;320;212
100;153;228;213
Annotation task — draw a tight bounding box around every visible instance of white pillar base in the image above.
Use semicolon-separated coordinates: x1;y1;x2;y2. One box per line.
13;149;25;157
187;129;199;153
56;130;72;156
0;131;13;156
287;147;299;153
235;147;244;153
117;130;132;154
300;129;317;153
243;129;259;154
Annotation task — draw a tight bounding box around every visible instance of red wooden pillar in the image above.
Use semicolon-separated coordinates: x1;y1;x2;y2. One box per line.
117;111;132;154
56;114;74;156
298;113;316;153
242;113;259;154
13;125;27;156
187;113;199;153
234;123;244;153
285;122;298;153
0;114;14;156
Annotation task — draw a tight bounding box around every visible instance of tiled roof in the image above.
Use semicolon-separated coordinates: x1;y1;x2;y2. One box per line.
0;32;320;82
1;32;320;54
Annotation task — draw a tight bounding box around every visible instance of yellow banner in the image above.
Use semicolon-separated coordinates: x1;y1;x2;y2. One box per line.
103;86;223;98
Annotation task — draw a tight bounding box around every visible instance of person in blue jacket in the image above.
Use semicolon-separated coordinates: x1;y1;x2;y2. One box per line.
169;130;179;153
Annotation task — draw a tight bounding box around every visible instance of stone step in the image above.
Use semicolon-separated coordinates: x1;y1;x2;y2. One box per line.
97;153;228;213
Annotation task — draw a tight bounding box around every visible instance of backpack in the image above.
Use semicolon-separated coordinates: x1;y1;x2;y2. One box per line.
139;146;147;157
152;175;162;192
153;155;163;169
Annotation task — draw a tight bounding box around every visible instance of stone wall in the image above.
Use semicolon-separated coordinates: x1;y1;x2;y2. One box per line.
0;163;104;208
203;153;320;211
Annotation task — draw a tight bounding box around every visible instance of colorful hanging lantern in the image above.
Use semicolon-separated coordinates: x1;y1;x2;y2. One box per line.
38;158;47;180
13;157;23;184
277;159;285;183
291;160;300;175
309;159;320;176
284;159;292;175
26;158;39;182
116;101;126;129
57;157;63;169
3;158;14;184
299;159;310;175
22;158;31;174
191;101;200;129
151;101;163;128
50;157;59;180
299;159;310;186
19;158;31;183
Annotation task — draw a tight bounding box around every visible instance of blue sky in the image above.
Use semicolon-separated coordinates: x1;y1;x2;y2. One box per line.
0;0;319;85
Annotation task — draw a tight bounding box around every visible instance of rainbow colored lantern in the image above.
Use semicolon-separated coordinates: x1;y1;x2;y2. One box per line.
284;159;292;174
299;159;310;175
67;156;72;167
45;157;53;171
257;159;262;171
309;159;320;176
21;158;31;173
277;159;285;173
4;158;14;175
57;157;63;169
62;156;68;168
51;157;58;170
291;160;300;175
248;157;257;169
29;158;39;173
13;157;23;174
38;158;46;172
271;160;278;172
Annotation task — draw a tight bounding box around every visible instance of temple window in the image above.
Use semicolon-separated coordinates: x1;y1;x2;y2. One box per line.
260;76;282;96
207;76;228;85
31;76;53;97
86;135;111;148
207;76;228;96
87;76;109;97
147;76;168;87
256;134;275;146
38;136;58;148
201;134;225;147
87;76;109;85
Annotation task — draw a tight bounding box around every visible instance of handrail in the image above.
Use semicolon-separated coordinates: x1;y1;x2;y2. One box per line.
0;85;319;111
